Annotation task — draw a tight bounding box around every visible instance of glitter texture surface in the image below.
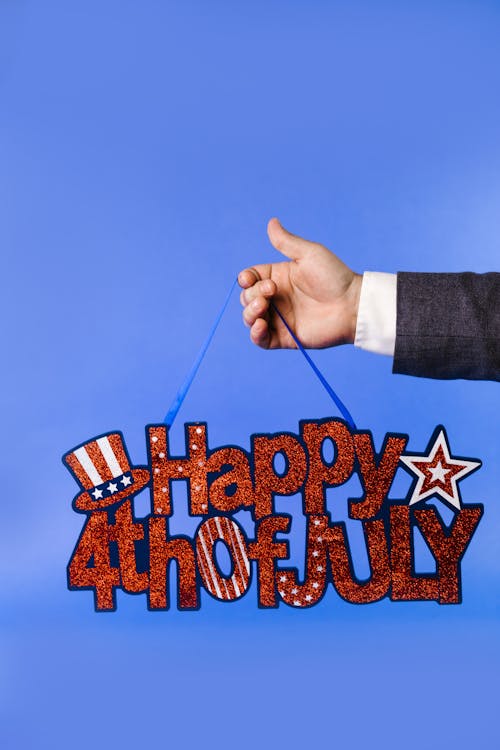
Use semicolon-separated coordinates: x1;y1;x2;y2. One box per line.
326;519;391;603
276;516;329;607
390;506;439;602
148;516;198;609
248;515;291;607
350;434;407;519
252;433;307;519
414;506;483;603
68;511;120;610
302;420;355;514
196;516;250;601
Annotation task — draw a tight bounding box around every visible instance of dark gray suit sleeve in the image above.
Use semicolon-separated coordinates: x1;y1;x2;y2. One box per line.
393;272;500;381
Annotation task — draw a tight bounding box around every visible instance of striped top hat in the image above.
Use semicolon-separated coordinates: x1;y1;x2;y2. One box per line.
63;432;150;512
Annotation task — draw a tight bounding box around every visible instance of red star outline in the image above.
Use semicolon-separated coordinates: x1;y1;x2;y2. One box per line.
400;428;481;511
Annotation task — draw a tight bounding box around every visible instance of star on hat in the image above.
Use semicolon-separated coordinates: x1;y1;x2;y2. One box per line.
63;432;150;513
400;428;481;511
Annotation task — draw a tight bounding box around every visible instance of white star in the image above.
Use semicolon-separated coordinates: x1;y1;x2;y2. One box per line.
107;482;118;494
293;600;301;606
314;519;320;526
92;487;103;499
120;474;132;487
312;582;319;589
316;565;323;572
312;550;319;557
400;428;481;511
291;587;298;594
317;536;323;543
429;461;450;484
279;575;287;582
305;594;312;602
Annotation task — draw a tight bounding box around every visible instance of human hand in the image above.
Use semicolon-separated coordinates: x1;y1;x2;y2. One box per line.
238;218;362;349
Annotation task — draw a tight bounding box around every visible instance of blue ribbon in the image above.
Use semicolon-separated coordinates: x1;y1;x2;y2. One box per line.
164;278;238;426
164;277;356;430
270;302;356;429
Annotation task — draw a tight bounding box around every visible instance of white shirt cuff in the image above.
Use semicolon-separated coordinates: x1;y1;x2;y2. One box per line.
354;272;397;356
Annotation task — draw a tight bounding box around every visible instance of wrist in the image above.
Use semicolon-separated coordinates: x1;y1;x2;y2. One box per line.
346;273;362;344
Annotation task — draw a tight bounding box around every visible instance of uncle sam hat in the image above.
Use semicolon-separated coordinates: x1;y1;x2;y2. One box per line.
63;432;150;512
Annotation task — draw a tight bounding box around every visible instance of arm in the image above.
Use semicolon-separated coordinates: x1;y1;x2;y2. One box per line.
394;272;500;381
239;219;500;382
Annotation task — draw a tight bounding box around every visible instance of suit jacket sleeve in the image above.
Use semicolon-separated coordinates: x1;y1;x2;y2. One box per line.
393;272;500;381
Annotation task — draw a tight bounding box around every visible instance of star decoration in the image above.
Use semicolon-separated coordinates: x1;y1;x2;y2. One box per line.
92;487;103;500
429;461;450;483
107;482;118;494
120;474;132;487
400;428;481;511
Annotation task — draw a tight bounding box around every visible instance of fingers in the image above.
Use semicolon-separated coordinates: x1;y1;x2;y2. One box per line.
238;216;309;349
238;263;272;289
239;277;277;306
250;317;271;349
242;294;271;328
267;217;314;261
238;267;260;288
238;265;277;347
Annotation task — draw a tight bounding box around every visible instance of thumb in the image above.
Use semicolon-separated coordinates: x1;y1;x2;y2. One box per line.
267;217;314;261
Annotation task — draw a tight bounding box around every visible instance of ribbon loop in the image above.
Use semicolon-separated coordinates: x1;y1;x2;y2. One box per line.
164;278;356;430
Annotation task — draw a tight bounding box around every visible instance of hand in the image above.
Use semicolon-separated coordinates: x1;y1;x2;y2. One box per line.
238;218;362;349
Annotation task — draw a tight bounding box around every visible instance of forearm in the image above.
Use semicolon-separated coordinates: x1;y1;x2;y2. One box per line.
394;272;500;381
354;271;500;381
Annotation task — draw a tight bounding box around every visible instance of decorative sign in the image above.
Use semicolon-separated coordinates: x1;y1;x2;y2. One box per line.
62;418;483;611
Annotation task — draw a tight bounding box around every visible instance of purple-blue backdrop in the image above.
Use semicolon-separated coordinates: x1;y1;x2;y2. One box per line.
1;1;499;748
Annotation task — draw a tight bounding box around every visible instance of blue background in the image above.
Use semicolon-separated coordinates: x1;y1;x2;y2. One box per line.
1;1;499;748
